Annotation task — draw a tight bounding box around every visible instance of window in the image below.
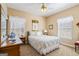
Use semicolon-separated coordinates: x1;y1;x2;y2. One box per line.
1;13;6;42
32;20;39;31
58;16;73;40
9;16;25;37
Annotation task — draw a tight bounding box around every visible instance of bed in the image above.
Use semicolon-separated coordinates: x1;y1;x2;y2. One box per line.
28;31;59;55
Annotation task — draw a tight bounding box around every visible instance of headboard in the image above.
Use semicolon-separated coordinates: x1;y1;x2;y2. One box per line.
27;31;30;36
27;31;30;44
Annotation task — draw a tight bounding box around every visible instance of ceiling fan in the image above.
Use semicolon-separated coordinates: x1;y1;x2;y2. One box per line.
41;3;47;12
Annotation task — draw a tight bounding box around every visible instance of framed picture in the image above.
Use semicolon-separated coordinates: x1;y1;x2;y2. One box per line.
32;20;39;31
49;24;53;29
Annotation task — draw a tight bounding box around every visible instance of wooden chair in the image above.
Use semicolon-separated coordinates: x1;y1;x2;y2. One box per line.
75;41;79;52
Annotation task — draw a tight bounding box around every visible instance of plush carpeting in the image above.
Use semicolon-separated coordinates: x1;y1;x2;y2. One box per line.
20;44;79;56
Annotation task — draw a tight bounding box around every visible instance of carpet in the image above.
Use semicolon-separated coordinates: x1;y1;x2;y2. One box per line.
20;44;79;56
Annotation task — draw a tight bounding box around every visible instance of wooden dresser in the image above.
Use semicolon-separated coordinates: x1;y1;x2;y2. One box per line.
0;38;22;56
20;36;26;44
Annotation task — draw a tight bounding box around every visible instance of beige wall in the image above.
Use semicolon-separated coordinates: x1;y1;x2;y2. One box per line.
46;5;79;46
8;8;46;35
8;5;79;46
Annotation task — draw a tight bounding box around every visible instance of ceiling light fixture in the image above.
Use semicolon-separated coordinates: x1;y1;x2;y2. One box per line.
41;3;47;12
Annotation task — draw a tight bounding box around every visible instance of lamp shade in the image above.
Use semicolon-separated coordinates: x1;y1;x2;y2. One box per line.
44;30;47;33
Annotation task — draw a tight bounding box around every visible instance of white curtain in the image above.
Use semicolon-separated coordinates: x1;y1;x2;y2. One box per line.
9;16;25;37
58;16;73;40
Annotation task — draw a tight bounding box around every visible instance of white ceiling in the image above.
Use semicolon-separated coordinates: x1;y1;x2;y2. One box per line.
7;3;79;16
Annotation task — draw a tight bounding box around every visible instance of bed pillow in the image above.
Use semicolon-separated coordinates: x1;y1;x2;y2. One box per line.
36;31;43;36
30;31;37;36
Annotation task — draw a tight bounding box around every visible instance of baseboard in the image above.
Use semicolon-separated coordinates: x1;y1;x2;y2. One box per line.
60;42;75;48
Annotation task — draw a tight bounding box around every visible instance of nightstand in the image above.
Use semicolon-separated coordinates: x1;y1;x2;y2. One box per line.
20;37;26;44
43;32;48;35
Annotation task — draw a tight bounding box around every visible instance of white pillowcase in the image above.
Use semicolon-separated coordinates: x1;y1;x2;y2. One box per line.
30;31;37;36
30;31;43;36
36;31;43;36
